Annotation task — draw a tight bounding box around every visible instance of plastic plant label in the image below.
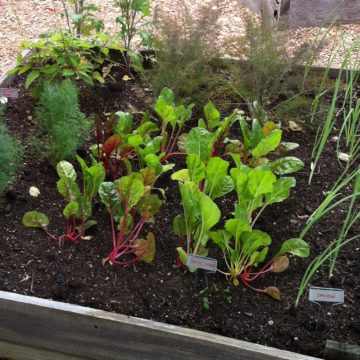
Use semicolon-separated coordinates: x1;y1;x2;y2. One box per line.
309;287;344;304
0;88;19;99
186;254;217;273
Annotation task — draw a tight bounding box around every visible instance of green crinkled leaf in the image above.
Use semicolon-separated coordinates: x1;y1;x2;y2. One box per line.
155;97;176;127
278;238;310;257
75;196;92;221
252;129;282;159
136;194;162;219
205;157;232;199
56;161;76;181
186;127;212;161
115;111;133;134
135;121;159;136
187;154;205;183
247;169;276;197
198;191;221;231
241;230;272;256
77;156;105;203
225;218;251;244
99;182;121;214
63;201;79;218
158;87;174;105
209;229;232;252
204;101;220;129
22;211;49;228
271;157;304;175
265;177;296;205
116;176;144;209
171;169;190;182
173;215;187;236
57;178;80;202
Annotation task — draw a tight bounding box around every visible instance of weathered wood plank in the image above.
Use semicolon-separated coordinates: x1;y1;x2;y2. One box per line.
0;291;322;360
0;340;87;360
289;0;360;28
324;340;360;360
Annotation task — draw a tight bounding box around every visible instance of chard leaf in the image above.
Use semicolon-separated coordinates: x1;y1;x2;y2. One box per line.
140;167;156;186
271;256;289;272
136;194;162;219
210;176;234;200
102;135;121;156
264;286;281;300
253;246;269;264
187;154;205;183
205;157;233;199
198;191;221;231
158;87;174;105
77;156;106;203
231;168;249;201
262;121;277;136
116;176;144;209
204;101;220;129
247;169;276;197
115;111;133;134
241;230;271;256
265;177;296;205
209;230;232;252
75;196;92;221
83;220;97;231
177;133;188;152
22;211;49;228
186;127;212;162
135;232;155;263
99;182;121;214
63;201;79;218
271;156;304;175
225;219;251;245
135;121;159;136
56;161;76;181
252;129;282;159
171;169;190;182
173;215;187;236
278;238;310;257
57;178;80;202
155;97;176;127
127;134;143;148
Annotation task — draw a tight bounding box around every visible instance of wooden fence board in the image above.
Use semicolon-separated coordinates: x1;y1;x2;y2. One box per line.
289;0;360;28
0;291;322;360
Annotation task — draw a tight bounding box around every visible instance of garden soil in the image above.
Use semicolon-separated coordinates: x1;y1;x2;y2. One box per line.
0;74;359;358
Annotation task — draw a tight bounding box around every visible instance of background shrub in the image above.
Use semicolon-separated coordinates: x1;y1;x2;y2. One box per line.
35;80;92;165
147;2;225;107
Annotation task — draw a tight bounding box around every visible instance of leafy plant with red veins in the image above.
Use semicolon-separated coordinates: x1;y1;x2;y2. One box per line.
22;157;105;243
99;168;162;265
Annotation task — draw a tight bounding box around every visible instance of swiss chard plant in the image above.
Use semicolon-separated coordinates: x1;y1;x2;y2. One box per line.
209;165;309;299
227;118;304;172
172;181;221;269
22;157;105;242
154;88;194;162
171;154;234;200
99;169;162;265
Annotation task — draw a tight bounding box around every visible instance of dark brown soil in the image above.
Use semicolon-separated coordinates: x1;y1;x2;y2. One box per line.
1;74;359;359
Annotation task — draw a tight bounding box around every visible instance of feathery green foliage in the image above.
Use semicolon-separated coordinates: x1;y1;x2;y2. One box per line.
35;80;91;165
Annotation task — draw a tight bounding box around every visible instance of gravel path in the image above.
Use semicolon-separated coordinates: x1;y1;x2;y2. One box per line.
1;0;359;76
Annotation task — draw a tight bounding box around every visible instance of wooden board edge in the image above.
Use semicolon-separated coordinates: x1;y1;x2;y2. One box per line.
0;339;88;360
324;340;360;360
0;291;322;360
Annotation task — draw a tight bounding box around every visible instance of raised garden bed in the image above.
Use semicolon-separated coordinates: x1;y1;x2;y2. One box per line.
0;61;359;360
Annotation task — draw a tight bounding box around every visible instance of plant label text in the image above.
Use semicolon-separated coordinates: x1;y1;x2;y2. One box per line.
0;88;19;99
309;287;344;304
187;254;217;273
